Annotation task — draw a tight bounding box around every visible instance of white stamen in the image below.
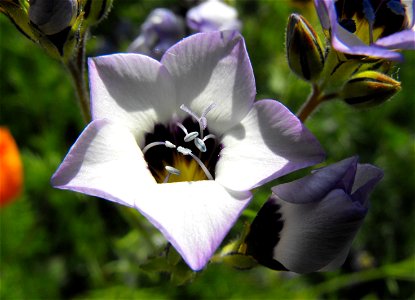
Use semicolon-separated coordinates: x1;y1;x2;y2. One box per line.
177;146;192;155
163;166;181;183
199;102;216;129
177;122;199;142
184;131;199;142
165;165;181;176
194;137;207;152
165;141;176;148
179;103;216;137
176;146;213;180
203;134;216;142
142;140;176;154
180;104;199;121
176;122;188;134
188;153;214;180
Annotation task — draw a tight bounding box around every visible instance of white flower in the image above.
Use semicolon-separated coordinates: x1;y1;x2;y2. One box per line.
51;31;324;271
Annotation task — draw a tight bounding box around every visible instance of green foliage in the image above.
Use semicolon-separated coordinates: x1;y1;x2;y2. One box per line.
1;1;414;299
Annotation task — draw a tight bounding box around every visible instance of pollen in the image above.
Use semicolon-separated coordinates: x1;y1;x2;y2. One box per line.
154;155;209;183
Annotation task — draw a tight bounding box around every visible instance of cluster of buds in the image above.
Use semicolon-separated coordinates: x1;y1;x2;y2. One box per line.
0;0;113;62
284;0;412;109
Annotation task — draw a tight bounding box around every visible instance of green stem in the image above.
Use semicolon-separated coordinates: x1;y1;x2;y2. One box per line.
296;84;338;122
66;33;91;123
296;84;323;122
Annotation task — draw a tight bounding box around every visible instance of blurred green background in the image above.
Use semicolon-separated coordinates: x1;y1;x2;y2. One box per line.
1;0;414;299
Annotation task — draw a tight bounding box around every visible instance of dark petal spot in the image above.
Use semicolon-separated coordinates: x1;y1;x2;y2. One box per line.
245;197;288;271
339;19;357;33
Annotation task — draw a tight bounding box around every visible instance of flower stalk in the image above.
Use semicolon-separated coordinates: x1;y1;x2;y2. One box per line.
296;84;336;122
66;33;91;123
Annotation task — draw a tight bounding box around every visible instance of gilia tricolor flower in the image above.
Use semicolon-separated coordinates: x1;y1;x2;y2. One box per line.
186;0;242;32
51;31;324;271
314;0;415;61
244;157;383;274
0;127;23;207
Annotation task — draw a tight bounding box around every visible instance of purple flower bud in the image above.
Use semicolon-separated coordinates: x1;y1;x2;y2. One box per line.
245;157;383;273
127;8;185;59
29;0;78;35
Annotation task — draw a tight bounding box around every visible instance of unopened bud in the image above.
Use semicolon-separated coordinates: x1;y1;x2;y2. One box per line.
29;0;78;35
286;13;325;82
341;71;401;107
81;0;113;27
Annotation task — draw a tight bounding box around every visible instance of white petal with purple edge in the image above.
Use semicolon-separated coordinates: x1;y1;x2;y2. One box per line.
133;180;252;271
51;119;156;208
216;100;325;192
161;31;256;133
89;54;176;146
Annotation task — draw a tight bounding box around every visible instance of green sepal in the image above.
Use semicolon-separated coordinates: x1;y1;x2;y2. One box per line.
80;0;113;27
340;70;401;108
286;13;325;82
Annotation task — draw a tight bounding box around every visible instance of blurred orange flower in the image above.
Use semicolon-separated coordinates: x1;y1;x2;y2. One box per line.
0;127;23;207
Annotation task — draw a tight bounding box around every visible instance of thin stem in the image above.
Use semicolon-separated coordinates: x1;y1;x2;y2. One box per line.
296;84;323;123
66;32;91;123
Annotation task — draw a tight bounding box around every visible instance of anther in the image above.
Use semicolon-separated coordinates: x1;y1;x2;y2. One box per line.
176;122;199;142
194;137;207;152
177;146;192;155
164;165;181;183
165;165;181;176
165;141;176;148
142;140;176;154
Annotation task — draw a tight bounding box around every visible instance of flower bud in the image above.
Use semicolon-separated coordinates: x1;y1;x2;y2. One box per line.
340;71;401;107
286;13;325;82
81;0;113;27
29;0;78;35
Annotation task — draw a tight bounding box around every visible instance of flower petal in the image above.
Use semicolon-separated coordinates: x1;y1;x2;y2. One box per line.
375;29;415;50
315;0;405;60
331;23;404;61
314;0;331;30
89;54;176;146
351;163;383;207
216;100;325;192
134;181;252;271
271;156;358;204
51;119;156;208
248;190;367;274
161;31;255;133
